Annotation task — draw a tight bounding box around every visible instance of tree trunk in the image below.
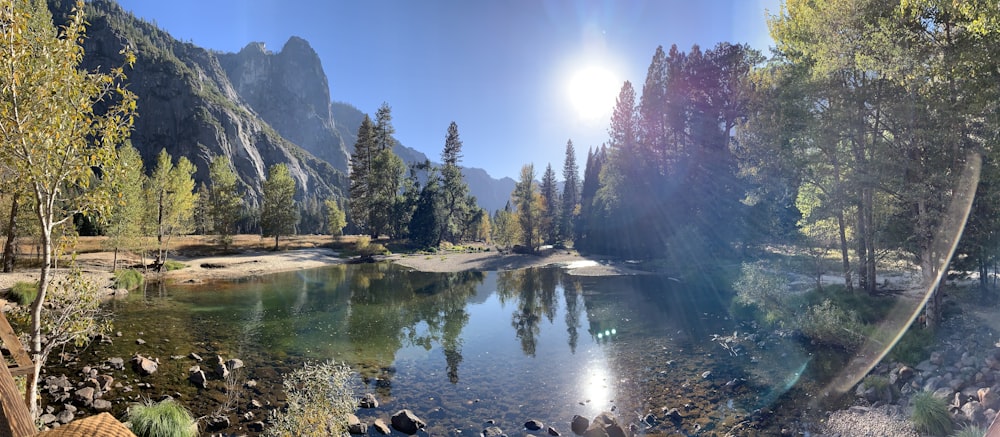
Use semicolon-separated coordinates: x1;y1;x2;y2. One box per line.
2;194;18;273
836;210;853;292
27;221;52;419
273;235;279;251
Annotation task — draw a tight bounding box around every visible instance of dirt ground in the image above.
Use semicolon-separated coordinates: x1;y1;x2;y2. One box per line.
0;235;646;293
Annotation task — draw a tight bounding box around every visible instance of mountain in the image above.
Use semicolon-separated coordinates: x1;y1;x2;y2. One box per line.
218;38;351;172
62;0;347;206
331;103;516;212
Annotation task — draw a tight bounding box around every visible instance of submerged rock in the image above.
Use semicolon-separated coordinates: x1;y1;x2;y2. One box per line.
525;419;544;431
571;415;589;435
347;413;368;435
391;409;426;435
359;393;379;408
482;426;505;437
373;418;391;435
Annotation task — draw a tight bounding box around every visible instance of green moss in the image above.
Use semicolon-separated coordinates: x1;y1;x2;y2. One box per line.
113;269;144;290
9;282;37;306
910;391;952;436
127;399;198;437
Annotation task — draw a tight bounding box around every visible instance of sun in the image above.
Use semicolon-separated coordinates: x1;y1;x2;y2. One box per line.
567;66;620;121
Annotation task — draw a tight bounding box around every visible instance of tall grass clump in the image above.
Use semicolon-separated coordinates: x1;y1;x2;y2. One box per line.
951;426;986;437
265;360;357;437
127;399;198;437
9;281;37;305
910;391;952;436
113;269;144;290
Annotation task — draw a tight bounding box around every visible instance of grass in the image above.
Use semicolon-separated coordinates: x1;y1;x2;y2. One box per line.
910;391;952;436
888;325;935;365
163;260;187;271
127;399;198;437
951;426;986;437
9;282;37;306
113;269;144;290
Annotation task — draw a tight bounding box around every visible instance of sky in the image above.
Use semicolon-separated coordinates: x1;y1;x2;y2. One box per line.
115;0;781;181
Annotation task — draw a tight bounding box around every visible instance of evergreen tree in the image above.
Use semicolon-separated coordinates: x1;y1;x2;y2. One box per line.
368;103;405;238
539;163;560;244
440;122;471;243
208;155;243;250
409;167;444;248
261;163;298;250
349;115;376;235
514;164;541;251
193;182;210;235
560;140;580;243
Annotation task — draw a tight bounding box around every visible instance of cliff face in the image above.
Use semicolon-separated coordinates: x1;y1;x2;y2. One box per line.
68;0;346;205
219;38;351;173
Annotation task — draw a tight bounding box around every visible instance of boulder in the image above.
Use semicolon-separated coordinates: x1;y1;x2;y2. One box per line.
548;427;561;436
73;387;95;406
359;393;379;408
107;357;124;370
39;413;57;426
93;399;112;411
213;355;230;379
606;423;628;437
56;409;74;424
961;401;986;424
226;358;244;371
482;426;505;437
205;414;230;432
96;375;114;392
189;352;203;362
131;354;158;376
347;414;368;435
664;408;683;421
391;409;426;435
898;366;915;383
373;418;391;435
189;369;208;389
583;423;608;437
525;419;544;431
571;415;589;435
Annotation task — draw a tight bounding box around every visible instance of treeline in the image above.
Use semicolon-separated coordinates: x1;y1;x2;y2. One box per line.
500;0;1000;322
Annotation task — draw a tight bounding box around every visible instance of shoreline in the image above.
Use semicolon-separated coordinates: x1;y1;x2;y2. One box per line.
0;246;650;293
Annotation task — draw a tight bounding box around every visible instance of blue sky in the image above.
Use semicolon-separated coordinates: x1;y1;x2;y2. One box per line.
116;0;780;180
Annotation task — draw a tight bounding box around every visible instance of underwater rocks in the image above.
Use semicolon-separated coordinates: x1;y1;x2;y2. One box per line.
391;409;426;434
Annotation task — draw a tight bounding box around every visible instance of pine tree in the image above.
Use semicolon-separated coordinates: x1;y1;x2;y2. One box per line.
514;164;541;251
409;167;444;248
539;164;560;244
440;122;471;243
560;140;580;243
261;164;298;250
349;115;376;235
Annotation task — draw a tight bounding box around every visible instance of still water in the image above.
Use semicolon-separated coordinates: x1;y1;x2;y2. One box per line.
86;263;831;435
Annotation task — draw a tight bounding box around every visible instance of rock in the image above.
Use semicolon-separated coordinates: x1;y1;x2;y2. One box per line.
916;360;938;373
664;408;683;421
205;414;230;432
930;351;944;365
249;399;263;409
962;401;986;423
39;413;57;425
593;412;616;426
131;354;158;376
932;387;954;400
482;426;505;437
898;366;915;383
135;338;146;345
525;419;544;431
56;409;74;424
213;355;230;379
247;421;265;432
373;418;391;435
391;409;426;435
701;371;712;379
359;393;379;408
96;375;114;392
605;423;627;437
107;357;124;370
93;399;112;411
189;352;202;361
189;369;208;389
73;387;95;406
571;415;590;435
583;422;608;437
347;414;368;435
226;358;244;371
548;426;561;436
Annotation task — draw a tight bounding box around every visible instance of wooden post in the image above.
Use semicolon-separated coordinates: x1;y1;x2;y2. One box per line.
0;300;35;437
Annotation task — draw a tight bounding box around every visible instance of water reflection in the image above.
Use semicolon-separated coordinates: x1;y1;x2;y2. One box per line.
81;264;839;435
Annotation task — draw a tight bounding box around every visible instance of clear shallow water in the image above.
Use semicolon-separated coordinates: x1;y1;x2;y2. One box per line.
73;264;836;435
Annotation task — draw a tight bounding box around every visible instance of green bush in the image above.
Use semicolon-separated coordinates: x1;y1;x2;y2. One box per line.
266;360;357;437
355;236;389;258
731;261;791;326
910;391;952;436
798;299;865;349
802;285;895;324
163;260;187;271
127;399;198;437
888;326;934;365
10;281;38;306
951;425;986;437
113;269;144;290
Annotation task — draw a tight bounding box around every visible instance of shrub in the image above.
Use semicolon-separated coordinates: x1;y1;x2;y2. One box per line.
127;399;198;437
798;299;865;349
113;269;144;290
354;236;388;258
265;361;357;437
888;326;934;365
10;281;37;306
732;261;791;326
910;391;952;436
952;425;986;437
163;260;187;271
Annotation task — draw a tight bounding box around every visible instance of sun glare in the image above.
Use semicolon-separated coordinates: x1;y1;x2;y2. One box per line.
567;66;619;121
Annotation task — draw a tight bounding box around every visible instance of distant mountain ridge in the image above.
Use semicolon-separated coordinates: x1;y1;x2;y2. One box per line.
58;0;514;212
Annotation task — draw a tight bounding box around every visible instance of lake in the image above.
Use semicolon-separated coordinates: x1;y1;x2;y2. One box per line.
61;263;838;435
